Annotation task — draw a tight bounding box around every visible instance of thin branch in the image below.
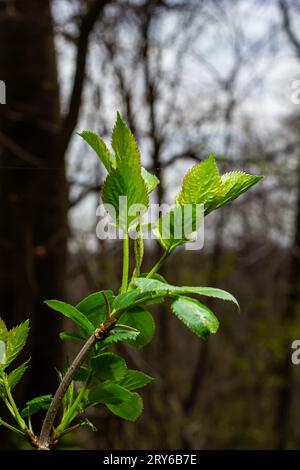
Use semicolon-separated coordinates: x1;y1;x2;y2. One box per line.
0;130;44;168
61;0;111;154
38;334;97;449
163;140;300;168
38;317;117;449
279;0;300;59
69;183;102;208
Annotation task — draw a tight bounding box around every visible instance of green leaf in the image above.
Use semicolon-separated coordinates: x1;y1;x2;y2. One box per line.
107;392;143;421
45;300;94;336
134;278;239;308
0;318;8;342
112;289;164;311
21;395;53;418
5;320;29;367
79;131;116;172
102;113;149;229
90;352;126;382
74;366;90;382
80;418;97;432
140;273;167;283
176;154;221;212
112;290;141;310
111;112;141;168
99;329;140;349
102;160;148;229
171;296;219;338
186;286;240;308
135;278;168;296
175;154;262;215
114;324;139;333
0;341;6;365
152;203;203;252
141;167;159;193
59;332;85;342
119;307;155;349
76;291;114;328
63;380;75;412
89;382;132;406
8;359;30;390
120;370;153;391
210;171;263;213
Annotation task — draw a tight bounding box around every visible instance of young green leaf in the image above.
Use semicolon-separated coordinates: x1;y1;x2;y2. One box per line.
80;418;97;432
0;340;5;365
171;296;219;338
102;161;148;229
134;277;239;308
118;307;155;349
111;112;141;168
45;300;94;336
141;167;159;193
112;289;164;311
152;203;203;252
59;332;85;342
79;130;116;172
102;114;149;229
76;290;114;328
119;370;153;391
107;392;143;422
63;380;75;413
175;154;262;215
21;395;53;418
176;154;221;212
98;329;140;349
89;382;132;406
210;171;263;213
8;359;30;390
74;366;90;382
90;352;127;382
5;320;29;367
0;318;8;342
112;290;141;310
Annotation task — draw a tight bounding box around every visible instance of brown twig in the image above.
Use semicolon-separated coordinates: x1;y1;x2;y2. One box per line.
38;316;117;449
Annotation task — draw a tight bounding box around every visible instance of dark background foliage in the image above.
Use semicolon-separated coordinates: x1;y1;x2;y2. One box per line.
1;0;300;450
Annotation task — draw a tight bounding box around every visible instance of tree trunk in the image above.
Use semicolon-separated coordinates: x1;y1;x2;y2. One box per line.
0;0;67;432
275;163;300;449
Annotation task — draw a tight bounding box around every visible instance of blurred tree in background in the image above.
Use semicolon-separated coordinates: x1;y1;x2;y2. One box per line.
1;0;300;450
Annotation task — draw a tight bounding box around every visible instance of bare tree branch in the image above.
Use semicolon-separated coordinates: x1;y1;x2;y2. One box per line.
279;0;300;58
69;183;102;208
61;0;111;153
0;130;44;168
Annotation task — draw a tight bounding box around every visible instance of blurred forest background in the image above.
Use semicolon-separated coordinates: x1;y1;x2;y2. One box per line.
1;0;300;450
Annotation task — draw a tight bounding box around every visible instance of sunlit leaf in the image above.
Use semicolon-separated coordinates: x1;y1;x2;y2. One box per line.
5;320;29;367
171;296;219;338
79;130;116;172
8;359;30;390
134;277;239;308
